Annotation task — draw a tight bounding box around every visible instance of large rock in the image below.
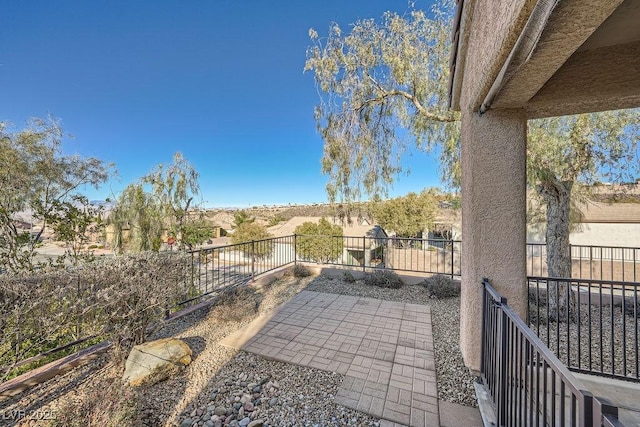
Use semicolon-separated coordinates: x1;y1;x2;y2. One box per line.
123;338;192;386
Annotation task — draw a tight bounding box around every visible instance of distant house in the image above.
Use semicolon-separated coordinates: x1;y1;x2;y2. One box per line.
527;200;640;248
341;224;388;267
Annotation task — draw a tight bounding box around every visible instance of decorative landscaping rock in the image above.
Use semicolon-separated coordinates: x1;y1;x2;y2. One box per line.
123;338;192;386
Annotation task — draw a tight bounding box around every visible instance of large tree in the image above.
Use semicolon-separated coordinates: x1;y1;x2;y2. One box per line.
370;189;438;238
529;113;640;319
0;117;110;272
306;3;640;319
142;152;201;247
305;3;459;204
110;152;206;253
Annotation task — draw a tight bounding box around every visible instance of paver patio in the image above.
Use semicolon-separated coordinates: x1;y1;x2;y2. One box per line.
236;291;439;426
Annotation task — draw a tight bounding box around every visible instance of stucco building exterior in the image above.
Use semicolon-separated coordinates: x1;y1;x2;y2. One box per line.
449;0;640;371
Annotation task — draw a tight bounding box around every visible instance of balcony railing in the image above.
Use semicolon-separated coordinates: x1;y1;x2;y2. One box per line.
527;244;640;283
482;279;622;426
185;235;462;306
528;277;640;382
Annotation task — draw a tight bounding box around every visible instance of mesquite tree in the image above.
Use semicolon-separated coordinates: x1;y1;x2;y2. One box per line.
306;3;640;321
0;117;110;272
529;113;640;320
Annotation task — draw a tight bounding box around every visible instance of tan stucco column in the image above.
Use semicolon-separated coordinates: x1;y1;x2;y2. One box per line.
460;108;528;372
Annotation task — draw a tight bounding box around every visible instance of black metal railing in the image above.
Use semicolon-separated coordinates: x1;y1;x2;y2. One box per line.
295;234;461;277
482;279;622;426
528;276;640;382
527;244;640;283
183;235;461;307
185;235;296;306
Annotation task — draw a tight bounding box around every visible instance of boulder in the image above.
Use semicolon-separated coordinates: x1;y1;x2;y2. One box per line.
123;338;192;386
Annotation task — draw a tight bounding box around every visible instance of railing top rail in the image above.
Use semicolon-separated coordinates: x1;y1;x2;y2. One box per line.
482;278;506;303
528;275;640;286
188;235;294;254
569;243;640;251
483;279;592;398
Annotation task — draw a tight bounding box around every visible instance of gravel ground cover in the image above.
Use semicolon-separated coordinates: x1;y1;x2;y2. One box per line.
530;300;640;379
0;272;476;427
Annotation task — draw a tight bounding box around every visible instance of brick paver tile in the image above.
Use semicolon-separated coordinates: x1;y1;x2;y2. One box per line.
383;402;411;426
362;380;388;399
294;329;332;347
307;317;341;332
337;321;369;338
379;420;409;427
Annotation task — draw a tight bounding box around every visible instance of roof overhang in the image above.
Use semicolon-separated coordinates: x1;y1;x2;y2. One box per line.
449;0;640;118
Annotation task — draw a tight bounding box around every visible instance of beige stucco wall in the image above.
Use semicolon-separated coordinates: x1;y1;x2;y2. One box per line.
460;108;528;371
455;0;537;111
527;223;640;248
569;223;640;248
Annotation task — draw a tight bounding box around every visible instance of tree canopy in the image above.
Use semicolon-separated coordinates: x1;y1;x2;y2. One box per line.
109;152;208;253
231;222;273;260
305;2;459;204
295;218;344;263
0;117;110;272
370;189;438;238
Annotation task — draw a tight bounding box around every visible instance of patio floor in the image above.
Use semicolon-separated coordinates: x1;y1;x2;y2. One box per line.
222;290;441;426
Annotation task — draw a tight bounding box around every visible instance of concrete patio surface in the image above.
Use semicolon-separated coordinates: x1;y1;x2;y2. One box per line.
221;290;481;426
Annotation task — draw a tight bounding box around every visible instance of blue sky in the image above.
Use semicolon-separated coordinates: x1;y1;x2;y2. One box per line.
1;0;443;208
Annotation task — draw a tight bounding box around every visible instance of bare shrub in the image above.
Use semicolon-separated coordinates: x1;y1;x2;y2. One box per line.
0;252;192;378
90;252;192;356
292;264;312;278
212;286;260;322
50;373;140;427
423;274;460;299
363;270;404;289
343;270;356;283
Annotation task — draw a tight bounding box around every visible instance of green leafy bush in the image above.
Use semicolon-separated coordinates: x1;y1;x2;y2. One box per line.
423;274;460;298
295;218;343;263
364;270;404;289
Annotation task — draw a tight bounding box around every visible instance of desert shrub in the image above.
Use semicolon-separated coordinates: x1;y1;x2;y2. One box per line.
90;252;192;355
268;214;286;226
292;264;312;278
294;218;343;263
213;286;260;322
51;373;140;427
343;270;356;283
0;252;192;378
624;296;639;318
364;270;404;289
528;287;548;307
423;274;460;298
231;223;274;260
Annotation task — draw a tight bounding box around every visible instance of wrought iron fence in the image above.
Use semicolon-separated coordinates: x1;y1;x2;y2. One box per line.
528;276;640;382
184;235;461;306
184;235;296;306
527;244;640;283
295;234;461;277
482;279;622;426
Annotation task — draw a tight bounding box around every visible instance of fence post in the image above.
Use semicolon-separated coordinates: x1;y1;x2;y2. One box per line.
363;236;366;272
569;243;573;277
498;300;509;426
251;240;255;281
450;240;455;280
294;234;297;265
